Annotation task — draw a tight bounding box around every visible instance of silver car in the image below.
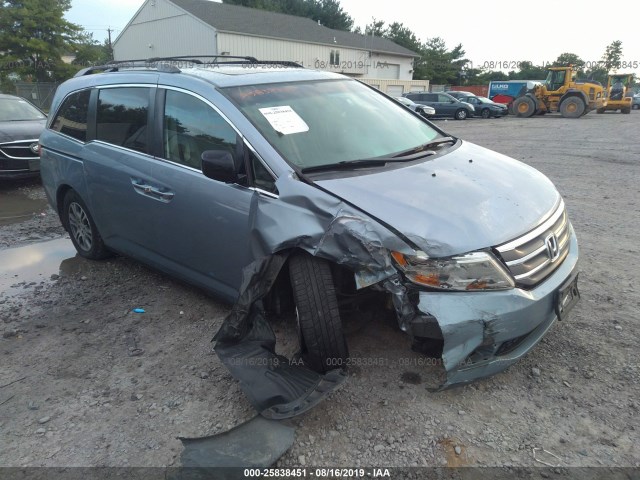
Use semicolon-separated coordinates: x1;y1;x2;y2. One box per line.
394;96;436;118
40;59;579;399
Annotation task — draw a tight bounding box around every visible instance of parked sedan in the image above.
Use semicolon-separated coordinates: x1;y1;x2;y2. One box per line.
633;94;640;110
458;95;509;118
394;96;436;118
445;90;477;100
403;92;475;120
0;94;47;179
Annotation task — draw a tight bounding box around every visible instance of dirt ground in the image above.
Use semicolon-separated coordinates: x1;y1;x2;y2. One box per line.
1;111;639;471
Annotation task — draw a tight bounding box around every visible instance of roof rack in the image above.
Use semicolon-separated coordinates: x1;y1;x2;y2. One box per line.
74;56;303;77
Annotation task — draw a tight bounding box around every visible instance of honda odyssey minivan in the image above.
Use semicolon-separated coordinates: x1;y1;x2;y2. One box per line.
40;58;579;390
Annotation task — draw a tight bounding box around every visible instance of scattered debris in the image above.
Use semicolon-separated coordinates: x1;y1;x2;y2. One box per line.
0;376;27;389
532;447;561;467
180;416;295;468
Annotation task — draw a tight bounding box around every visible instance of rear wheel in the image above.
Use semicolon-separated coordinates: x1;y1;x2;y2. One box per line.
289;253;348;373
559;97;586;118
622;107;631;114
454;108;468;120
513;96;536;117
481;108;491;119
62;190;110;260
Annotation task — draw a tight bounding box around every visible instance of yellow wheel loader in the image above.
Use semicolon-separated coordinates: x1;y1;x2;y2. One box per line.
597;74;633;114
512;66;605;118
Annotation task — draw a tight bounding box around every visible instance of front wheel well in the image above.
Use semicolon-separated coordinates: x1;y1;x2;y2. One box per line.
264;249;358;317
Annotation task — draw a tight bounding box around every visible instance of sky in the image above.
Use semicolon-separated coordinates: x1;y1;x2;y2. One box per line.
65;0;639;74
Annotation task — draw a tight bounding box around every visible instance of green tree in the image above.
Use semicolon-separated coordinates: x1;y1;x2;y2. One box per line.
360;19;469;83
0;0;82;83
363;18;385;36
422;37;468;84
222;0;354;31
583;40;625;85
602;40;623;71
552;52;585;75
72;34;112;67
507;61;547;80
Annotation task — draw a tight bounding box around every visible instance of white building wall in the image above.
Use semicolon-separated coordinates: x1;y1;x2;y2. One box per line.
113;0;217;60
358;79;429;96
113;0;415;80
218;33;414;79
365;52;414;80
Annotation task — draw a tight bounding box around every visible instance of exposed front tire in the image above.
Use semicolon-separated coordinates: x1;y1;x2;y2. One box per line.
454;109;468;120
560;97;586;118
62;190;110;260
289;253;348;373
622;107;631;114
513;96;536;117
481;108;491;119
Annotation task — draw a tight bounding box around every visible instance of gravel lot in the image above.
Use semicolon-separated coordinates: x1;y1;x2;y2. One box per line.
1;111;639;471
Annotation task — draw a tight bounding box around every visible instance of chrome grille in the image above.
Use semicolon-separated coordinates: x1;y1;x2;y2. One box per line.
0;139;39;160
496;199;571;288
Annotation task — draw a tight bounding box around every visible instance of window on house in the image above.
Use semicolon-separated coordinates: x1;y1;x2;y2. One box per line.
330;50;340;66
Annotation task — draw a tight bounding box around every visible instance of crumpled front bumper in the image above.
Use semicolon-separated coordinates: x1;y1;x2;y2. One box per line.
406;225;580;389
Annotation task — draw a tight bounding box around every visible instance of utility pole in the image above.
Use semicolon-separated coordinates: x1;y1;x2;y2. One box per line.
107;27;114;61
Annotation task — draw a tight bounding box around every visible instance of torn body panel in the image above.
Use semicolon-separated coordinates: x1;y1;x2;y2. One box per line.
413;228;580;389
214;167;580;415
214;178;413;417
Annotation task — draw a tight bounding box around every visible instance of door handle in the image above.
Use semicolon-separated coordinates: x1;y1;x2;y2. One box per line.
131;179;174;202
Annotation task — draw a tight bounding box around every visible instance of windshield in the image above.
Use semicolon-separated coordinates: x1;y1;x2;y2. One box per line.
476;96;492;103
0;98;45;122
224;80;440;169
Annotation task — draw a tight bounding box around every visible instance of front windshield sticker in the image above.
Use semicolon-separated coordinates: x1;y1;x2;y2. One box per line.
259;106;309;135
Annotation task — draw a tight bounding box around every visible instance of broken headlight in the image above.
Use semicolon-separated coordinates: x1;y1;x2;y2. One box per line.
391;250;514;291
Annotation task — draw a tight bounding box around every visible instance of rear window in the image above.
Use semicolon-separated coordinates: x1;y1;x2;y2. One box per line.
50;90;90;142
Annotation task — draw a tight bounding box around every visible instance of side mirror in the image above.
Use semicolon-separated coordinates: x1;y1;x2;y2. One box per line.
201;150;237;183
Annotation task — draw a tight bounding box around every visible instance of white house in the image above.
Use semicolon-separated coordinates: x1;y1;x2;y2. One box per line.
113;0;429;93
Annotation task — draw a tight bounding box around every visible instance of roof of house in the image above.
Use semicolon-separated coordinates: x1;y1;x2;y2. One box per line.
170;0;418;57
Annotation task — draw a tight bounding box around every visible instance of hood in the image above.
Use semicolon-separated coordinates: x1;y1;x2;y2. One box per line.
315;141;560;257
0;119;46;143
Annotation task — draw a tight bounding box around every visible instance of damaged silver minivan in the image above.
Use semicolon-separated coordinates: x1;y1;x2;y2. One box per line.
40;58;579;404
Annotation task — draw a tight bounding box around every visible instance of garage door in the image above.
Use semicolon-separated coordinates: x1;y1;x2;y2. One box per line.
378;64;400;80
386;85;404;97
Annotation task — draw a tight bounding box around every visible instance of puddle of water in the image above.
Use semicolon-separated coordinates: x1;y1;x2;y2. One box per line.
0;237;81;297
0;185;49;226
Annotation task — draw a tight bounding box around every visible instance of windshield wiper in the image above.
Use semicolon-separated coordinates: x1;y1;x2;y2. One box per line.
392;136;456;158
300;138;457;174
301;159;391;174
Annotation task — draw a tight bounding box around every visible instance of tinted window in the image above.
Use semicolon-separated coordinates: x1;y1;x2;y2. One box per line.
438;94;453;102
424;94;438;101
51;90;90;142
163;90;237;170
96;88;150;154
